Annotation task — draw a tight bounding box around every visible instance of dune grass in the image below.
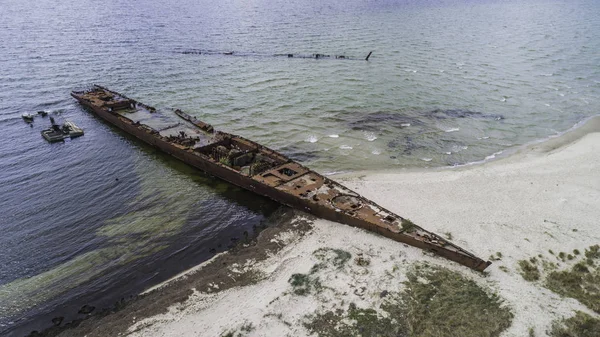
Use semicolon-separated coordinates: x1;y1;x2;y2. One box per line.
305;263;513;337
518;245;600;314
549;311;600;337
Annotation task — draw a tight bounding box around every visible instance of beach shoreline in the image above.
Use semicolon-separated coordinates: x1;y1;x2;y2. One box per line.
51;115;600;337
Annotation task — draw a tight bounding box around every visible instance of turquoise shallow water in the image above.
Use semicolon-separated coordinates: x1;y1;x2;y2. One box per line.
0;0;599;334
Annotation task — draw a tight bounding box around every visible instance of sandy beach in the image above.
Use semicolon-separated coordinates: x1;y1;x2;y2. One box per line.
56;116;600;337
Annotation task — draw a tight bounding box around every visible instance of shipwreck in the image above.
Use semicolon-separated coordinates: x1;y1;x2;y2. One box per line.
72;85;491;271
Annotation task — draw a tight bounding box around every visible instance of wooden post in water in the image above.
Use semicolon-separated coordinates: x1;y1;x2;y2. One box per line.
365;51;373;61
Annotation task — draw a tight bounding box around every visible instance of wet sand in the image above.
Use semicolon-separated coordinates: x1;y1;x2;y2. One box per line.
54;116;600;337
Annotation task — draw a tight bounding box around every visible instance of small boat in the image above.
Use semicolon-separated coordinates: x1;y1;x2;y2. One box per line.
72;85;491;271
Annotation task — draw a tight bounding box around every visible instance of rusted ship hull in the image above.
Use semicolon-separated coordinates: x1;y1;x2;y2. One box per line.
72;85;491;271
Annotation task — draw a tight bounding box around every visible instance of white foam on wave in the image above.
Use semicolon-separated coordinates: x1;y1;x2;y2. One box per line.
400;123;411;127
477;136;490;140
371;149;381;155
305;135;318;143
340;145;353;150
450;145;468;153
485;151;503;160
421;158;433;162
364;132;377;141
328;134;339;138
444;127;460;133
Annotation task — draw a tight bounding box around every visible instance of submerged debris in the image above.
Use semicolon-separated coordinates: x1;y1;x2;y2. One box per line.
179;49;373;61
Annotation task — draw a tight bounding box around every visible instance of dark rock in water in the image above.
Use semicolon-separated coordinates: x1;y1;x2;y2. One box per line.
348;112;423;132
209;248;216;253
51;316;64;326
388;136;422;155
78;304;95;315
347;109;502;133
380;290;389;298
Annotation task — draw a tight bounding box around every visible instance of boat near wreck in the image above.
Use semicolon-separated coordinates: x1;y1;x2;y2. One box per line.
71;85;491;271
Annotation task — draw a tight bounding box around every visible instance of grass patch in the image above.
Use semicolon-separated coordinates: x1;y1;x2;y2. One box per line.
549;311;600;337
289;248;351;296
518;244;600;314
304;264;512;337
288;272;322;296
490;252;503;261
518;260;541;281
393;264;513;337
313;248;351;269
304;304;401;337
546;263;600;313
220;321;254;337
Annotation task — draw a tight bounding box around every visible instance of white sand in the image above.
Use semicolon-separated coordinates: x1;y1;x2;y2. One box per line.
129;117;600;337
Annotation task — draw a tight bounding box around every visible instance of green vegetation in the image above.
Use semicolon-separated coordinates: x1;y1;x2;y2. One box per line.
289;248;352;296
304;264;513;337
490;252;503;261
313;248;352;269
546;263;600;313
444;232;453;240
558;252;567;261
549;311;600;337
518;244;600;315
288;272;323;296
220;322;254;337
518;260;541;281
401;218;416;232
304;304;399;337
